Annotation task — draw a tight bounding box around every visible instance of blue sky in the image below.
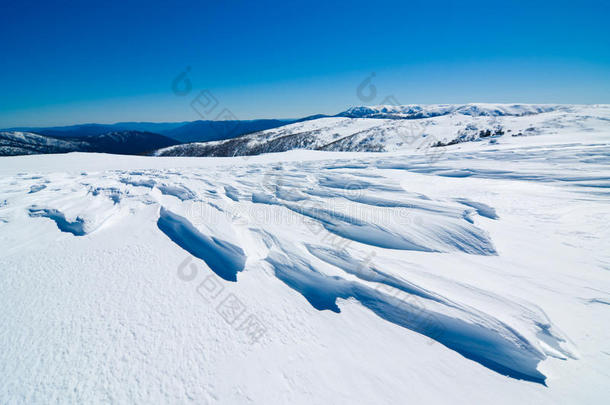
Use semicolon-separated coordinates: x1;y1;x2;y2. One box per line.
1;0;609;127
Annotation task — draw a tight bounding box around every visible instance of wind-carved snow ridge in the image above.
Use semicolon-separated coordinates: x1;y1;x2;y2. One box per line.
119;176;156;188
265;247;553;383
155;183;197;201
455;198;499;220
157;207;246;281
250;186;497;255
266;241;577;384
89;186;122;204
28;184;46;194
28;206;87;236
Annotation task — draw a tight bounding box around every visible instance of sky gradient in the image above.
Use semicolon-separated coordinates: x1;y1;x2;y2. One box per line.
1;0;609;127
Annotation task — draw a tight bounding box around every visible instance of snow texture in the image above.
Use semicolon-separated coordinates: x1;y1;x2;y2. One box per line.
0;104;609;404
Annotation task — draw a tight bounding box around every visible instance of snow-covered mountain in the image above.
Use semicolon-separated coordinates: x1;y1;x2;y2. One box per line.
338;103;566;119
0;130;180;156
155;104;610;157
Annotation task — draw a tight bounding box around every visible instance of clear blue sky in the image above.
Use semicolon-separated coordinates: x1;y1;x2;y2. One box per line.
1;0;609;127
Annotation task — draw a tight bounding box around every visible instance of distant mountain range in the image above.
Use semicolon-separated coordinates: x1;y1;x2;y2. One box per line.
0;130;179;156
3;118;314;144
161;119;296;143
0;115;332;156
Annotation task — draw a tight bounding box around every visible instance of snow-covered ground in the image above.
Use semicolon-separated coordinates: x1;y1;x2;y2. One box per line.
1;117;609;403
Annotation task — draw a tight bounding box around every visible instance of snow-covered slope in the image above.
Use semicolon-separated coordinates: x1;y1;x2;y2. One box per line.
156;104;610;157
0;131;90;156
1;121;609;403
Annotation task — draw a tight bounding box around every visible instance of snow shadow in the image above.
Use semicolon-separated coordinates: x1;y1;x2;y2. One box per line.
28;207;86;236
266;250;549;384
157;207;246;282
